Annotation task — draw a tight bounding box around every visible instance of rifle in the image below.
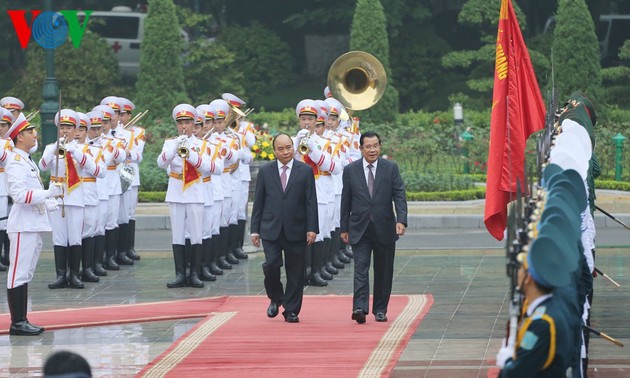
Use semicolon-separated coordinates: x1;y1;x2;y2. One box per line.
595;205;630;231
505;180;526;347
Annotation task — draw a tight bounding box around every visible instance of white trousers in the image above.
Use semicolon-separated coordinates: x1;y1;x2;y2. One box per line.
211;200;223;235
83;204;98;238
169;202;203;245
128;186;139;220
0;196;8;230
7;232;42;289
202;204;214;239
118;189;131;224
315;202;331;242
106;194;120;230
332;194;341;229
237;181;249;220
94;200;108;236
220;197;233;227
49;205;84;246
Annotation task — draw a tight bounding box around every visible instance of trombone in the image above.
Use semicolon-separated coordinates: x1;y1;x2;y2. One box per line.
26;110;40;121
124;109;149;129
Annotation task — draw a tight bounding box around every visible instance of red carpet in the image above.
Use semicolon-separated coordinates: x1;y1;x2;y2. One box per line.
138;295;433;378
0;294;433;377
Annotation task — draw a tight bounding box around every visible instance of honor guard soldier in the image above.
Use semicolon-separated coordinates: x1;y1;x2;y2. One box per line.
75;112;107;282
119;97;145;261
5;113;62;335
157;104;213;288
221;93;256;261
0;96;25;118
195;104;225;281
293;99;342;286
40;109;97;289
208;99;242;270
0;109;15;271
92;104;127;271
101;96;135;266
85;110;111;277
326;96;360;260
205;102;231;274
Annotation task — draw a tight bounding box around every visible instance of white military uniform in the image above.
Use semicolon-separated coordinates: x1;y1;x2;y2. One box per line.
158;135;213;245
102;132;127;231
236;121;256;220
6;148;53;288
0;138;13;231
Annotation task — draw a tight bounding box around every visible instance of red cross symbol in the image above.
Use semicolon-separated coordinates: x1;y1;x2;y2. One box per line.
112;41;122;53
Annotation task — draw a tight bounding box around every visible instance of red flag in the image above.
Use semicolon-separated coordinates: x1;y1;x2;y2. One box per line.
484;0;546;240
65;153;82;194
182;159;201;191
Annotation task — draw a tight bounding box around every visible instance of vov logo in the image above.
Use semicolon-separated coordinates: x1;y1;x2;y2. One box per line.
7;10;93;49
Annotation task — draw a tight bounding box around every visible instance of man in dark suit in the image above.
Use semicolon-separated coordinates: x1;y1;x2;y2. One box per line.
340;131;407;324
251;133;318;323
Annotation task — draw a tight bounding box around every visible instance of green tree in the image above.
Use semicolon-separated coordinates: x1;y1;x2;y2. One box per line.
441;0;550;110
135;0;189;120
349;0;399;123
9;30;119;110
552;0;602;100
217;22;294;101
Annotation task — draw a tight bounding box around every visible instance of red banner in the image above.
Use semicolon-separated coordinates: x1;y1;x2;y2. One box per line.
484;0;546;240
65;152;82;194
182;159;200;191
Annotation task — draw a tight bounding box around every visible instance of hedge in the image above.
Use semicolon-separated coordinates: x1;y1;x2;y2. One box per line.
406;188;486;201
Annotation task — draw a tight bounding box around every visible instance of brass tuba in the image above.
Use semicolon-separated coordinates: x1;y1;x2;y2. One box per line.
327;51;387;112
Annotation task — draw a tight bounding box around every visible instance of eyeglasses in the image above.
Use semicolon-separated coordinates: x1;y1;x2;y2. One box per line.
362;144;380;151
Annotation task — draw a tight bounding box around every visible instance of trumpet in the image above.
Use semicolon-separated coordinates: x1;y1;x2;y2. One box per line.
298;131;313;155
124;109;149;129
177;138;189;158
57;136;67;157
202;126;216;140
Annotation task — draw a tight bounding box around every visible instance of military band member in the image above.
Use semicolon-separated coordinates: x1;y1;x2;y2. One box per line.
39;110;96;289
293;99;342;286
75;112;107;282
0;96;25;119
195;104;225;281
157;104;213;288
92;104;127;271
0;109;15;271
120;97;145;261
0;97;24;267
221;93;256;261
101;96;135;266
208;99;242;269
86;110;111;276
5;113;62;335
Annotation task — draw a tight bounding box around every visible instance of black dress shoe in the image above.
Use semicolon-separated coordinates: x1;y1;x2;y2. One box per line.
352;309;366;324
375;312;388;322
10;320;44;336
267;302;280;318
284;313;299;323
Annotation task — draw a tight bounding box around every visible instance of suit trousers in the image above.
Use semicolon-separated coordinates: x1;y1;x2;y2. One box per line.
262;231;306;316
7;232;42;289
352;222;396;314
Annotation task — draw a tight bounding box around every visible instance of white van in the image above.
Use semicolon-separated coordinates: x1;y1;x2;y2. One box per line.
89;7;146;77
88;6;189;77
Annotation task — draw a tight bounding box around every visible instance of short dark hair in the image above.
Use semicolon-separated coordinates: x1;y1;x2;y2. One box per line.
43;350;92;377
360;131;381;146
272;133;293;149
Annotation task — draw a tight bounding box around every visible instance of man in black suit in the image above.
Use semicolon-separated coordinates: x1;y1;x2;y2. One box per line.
251;133;318;323
340;131;407;324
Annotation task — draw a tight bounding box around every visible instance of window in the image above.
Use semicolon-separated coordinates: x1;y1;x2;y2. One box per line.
89;16;140;39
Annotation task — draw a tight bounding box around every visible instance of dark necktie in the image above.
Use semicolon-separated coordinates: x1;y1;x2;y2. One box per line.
367;164;375;197
280;165;288;192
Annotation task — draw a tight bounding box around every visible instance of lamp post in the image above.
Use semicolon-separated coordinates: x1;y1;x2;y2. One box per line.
613;133;626;181
40;0;59;147
453;102;463;129
460;129;474;174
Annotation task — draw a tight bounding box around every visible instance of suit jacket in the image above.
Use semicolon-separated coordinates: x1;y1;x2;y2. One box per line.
340;157;407;245
251;159;318;242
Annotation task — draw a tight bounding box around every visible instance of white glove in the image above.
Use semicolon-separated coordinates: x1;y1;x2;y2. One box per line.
495;338;514;368
46;184;63;199
186;149;199;164
238;147;251;161
177;135;188;143
296;129;309;140
45;198;59;212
